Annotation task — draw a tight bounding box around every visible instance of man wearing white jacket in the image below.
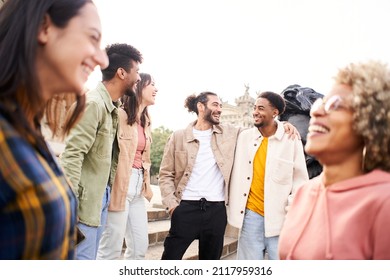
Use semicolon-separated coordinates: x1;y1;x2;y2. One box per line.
228;91;309;260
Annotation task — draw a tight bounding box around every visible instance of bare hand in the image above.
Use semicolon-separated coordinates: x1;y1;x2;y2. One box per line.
283;122;301;140
169;206;177;216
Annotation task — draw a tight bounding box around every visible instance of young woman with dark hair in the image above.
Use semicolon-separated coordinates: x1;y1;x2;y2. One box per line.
0;0;108;259
98;73;158;259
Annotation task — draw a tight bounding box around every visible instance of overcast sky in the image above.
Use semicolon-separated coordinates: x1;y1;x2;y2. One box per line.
87;0;390;131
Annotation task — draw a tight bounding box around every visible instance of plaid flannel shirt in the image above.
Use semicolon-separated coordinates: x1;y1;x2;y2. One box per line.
0;112;77;259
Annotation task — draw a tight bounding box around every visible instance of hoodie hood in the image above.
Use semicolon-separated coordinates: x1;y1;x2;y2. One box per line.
323;170;390;192
280;169;390;260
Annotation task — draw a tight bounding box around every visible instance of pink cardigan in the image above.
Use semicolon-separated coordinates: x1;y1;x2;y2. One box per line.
279;170;390;260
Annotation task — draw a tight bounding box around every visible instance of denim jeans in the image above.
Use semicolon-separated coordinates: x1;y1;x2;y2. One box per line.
76;185;110;260
97;168;148;260
237;209;279;260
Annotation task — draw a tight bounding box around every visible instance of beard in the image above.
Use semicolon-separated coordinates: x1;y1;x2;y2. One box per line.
204;107;220;125
124;86;136;97
254;122;264;128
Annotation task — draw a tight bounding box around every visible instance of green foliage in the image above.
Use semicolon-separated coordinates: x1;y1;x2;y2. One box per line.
150;126;173;176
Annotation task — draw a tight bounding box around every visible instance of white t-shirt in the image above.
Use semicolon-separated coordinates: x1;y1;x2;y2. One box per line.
181;128;225;201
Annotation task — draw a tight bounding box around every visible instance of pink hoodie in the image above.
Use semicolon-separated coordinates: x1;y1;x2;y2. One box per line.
279;170;390;260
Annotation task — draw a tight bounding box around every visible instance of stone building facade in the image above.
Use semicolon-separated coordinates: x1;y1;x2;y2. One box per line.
220;85;257;128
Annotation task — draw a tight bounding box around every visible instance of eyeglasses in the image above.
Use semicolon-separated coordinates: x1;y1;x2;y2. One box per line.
311;95;351;114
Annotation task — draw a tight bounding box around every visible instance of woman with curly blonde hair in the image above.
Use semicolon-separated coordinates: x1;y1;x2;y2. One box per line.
279;61;390;259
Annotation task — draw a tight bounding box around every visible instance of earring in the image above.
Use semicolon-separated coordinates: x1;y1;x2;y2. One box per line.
362;146;367;171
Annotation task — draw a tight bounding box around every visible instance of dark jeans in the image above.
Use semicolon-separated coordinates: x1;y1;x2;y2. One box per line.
161;198;227;260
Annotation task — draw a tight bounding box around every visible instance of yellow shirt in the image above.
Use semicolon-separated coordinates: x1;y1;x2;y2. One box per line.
246;137;268;216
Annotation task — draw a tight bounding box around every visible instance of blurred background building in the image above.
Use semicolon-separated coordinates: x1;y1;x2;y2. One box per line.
220;84;256;128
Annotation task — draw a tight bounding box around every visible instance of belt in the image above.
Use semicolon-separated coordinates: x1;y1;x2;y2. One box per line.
182;198;225;211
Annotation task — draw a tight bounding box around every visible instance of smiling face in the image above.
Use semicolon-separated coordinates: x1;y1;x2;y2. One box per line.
141;77;158;106
253;97;278;128
202;95;222;125
306;83;363;165
37;2;108;100
123;60;141;97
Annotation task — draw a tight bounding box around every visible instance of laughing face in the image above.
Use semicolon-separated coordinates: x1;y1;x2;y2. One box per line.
203;95;222;125
306;83;362;165
141;77;158;106
123;61;141;97
253;97;278;128
37;2;108;100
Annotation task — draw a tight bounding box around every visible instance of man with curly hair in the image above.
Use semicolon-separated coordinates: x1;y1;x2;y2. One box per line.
159;92;300;260
279;61;390;259
60;43;142;260
228;91;309;260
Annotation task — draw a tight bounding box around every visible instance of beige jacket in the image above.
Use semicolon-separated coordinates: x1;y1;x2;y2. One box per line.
108;108;153;211
159;121;241;212
228;121;309;237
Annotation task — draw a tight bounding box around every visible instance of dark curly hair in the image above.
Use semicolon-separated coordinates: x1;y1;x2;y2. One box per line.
184;91;218;115
257;91;286;115
101;43;143;81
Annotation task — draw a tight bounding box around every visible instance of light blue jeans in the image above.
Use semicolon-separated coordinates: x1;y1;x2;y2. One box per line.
97;169;147;260
76;185;110;260
237;209;279;260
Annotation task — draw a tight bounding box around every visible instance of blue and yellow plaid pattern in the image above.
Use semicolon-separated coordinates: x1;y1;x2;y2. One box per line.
0;113;77;259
